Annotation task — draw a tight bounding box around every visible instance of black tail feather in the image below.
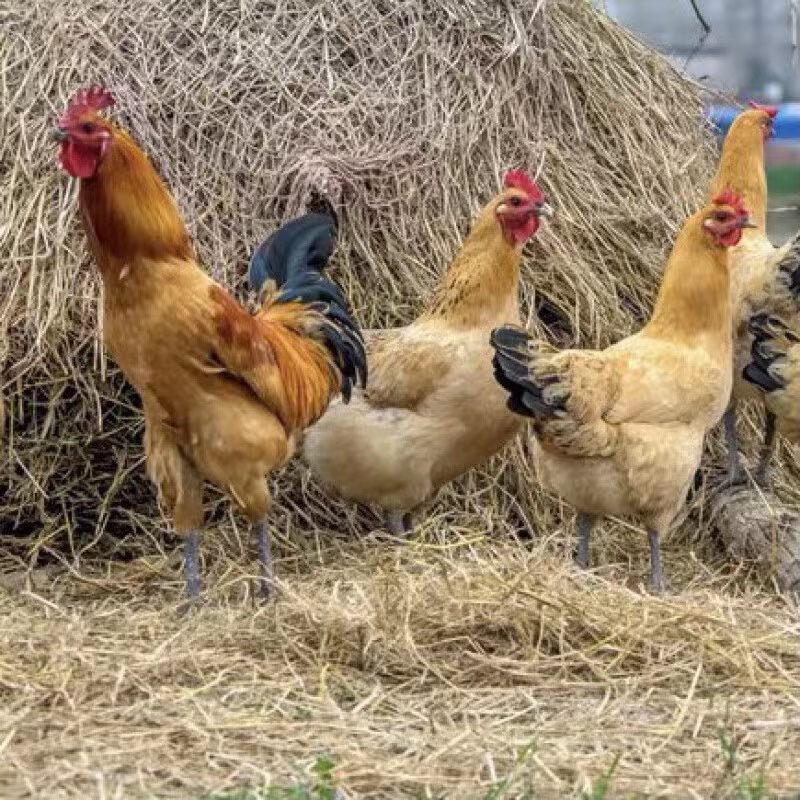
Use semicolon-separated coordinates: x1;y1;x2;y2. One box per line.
490;325;568;419
248;213;367;400
743;312;797;394
248;213;336;292
743;362;783;393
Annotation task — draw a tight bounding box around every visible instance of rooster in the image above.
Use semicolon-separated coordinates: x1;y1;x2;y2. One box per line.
260;172;552;533
743;313;800;446
707;102;800;486
491;191;754;591
55;86;366;602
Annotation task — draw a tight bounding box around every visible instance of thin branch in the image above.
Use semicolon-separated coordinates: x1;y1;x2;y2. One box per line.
683;0;712;71
688;0;711;38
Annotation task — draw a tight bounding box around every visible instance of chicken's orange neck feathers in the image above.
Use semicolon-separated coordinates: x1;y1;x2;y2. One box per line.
78;128;192;278
422;210;520;328
644;214;731;346
708;120;767;233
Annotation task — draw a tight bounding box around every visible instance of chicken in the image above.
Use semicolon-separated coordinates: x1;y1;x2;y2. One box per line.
279;172;552;534
743;313;800;445
55;86;366;602
707;102;800;486
491;191;754;591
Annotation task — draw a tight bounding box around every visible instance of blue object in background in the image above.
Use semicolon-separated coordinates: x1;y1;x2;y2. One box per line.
707;103;800;141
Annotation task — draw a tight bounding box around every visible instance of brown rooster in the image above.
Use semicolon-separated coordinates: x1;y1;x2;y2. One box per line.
491;191;754;591
297;172;552;533
707;103;800;486
55;86;365;602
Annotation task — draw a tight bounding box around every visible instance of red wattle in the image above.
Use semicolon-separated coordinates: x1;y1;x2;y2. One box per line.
59;141;98;179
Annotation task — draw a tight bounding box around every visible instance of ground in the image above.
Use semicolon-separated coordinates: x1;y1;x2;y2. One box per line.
1;512;798;800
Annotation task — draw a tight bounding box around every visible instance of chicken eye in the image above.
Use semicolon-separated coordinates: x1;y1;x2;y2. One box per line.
713;212;729;222
508;197;522;207
81;122;95;134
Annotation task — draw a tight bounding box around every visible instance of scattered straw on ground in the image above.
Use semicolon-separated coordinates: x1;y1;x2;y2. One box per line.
1;531;799;799
2;0;800;797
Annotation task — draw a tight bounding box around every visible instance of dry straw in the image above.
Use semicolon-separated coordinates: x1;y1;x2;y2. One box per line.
1;0;799;797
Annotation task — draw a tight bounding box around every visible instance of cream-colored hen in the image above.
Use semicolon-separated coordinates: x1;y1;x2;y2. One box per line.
491;193;753;591
303;171;552;532
707;104;800;485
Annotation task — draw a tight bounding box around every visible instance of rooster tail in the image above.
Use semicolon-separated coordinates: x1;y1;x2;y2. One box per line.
743;312;799;393
247;213;367;402
490;325;569;418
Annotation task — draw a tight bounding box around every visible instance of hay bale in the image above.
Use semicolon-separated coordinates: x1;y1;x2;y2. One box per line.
1;0;724;553
710;482;800;593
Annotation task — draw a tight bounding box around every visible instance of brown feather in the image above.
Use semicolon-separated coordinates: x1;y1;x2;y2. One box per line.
210;286;340;432
78;127;192;276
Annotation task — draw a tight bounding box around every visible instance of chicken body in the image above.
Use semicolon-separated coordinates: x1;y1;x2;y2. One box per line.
743;313;800;444
529;334;729;530
492;196;751;590
101;258;290;535
301;178;551;530
306;311;522;517
707;107;800;484
57;87;364;601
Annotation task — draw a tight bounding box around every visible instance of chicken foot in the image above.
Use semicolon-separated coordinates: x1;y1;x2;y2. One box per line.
722;406;745;485
254;518;274;601
648;529;664;594
575;513;595;569
385;510;413;536
754;411;777;489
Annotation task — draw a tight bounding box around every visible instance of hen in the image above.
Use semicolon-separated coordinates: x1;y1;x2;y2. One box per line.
491;192;753;591
288;172;552;533
708;103;800;485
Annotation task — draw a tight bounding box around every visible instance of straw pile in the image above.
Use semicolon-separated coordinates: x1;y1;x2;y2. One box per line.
1;0;800;796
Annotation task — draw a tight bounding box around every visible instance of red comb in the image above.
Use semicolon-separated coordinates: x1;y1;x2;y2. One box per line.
59;85;115;127
503;170;544;200
712;188;747;217
747;100;777;119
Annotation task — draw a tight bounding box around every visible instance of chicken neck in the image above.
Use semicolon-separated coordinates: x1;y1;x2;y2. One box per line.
643;220;731;357
708;126;767;234
420;220;520;329
78;129;192;283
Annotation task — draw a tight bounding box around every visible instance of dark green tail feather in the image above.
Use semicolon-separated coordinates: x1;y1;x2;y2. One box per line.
248;213;367;401
490;325;568;419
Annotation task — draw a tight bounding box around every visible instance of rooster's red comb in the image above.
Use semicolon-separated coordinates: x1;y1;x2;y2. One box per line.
712;188;747;217
503;170;544;200
59;85;116;128
747;100;777;119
